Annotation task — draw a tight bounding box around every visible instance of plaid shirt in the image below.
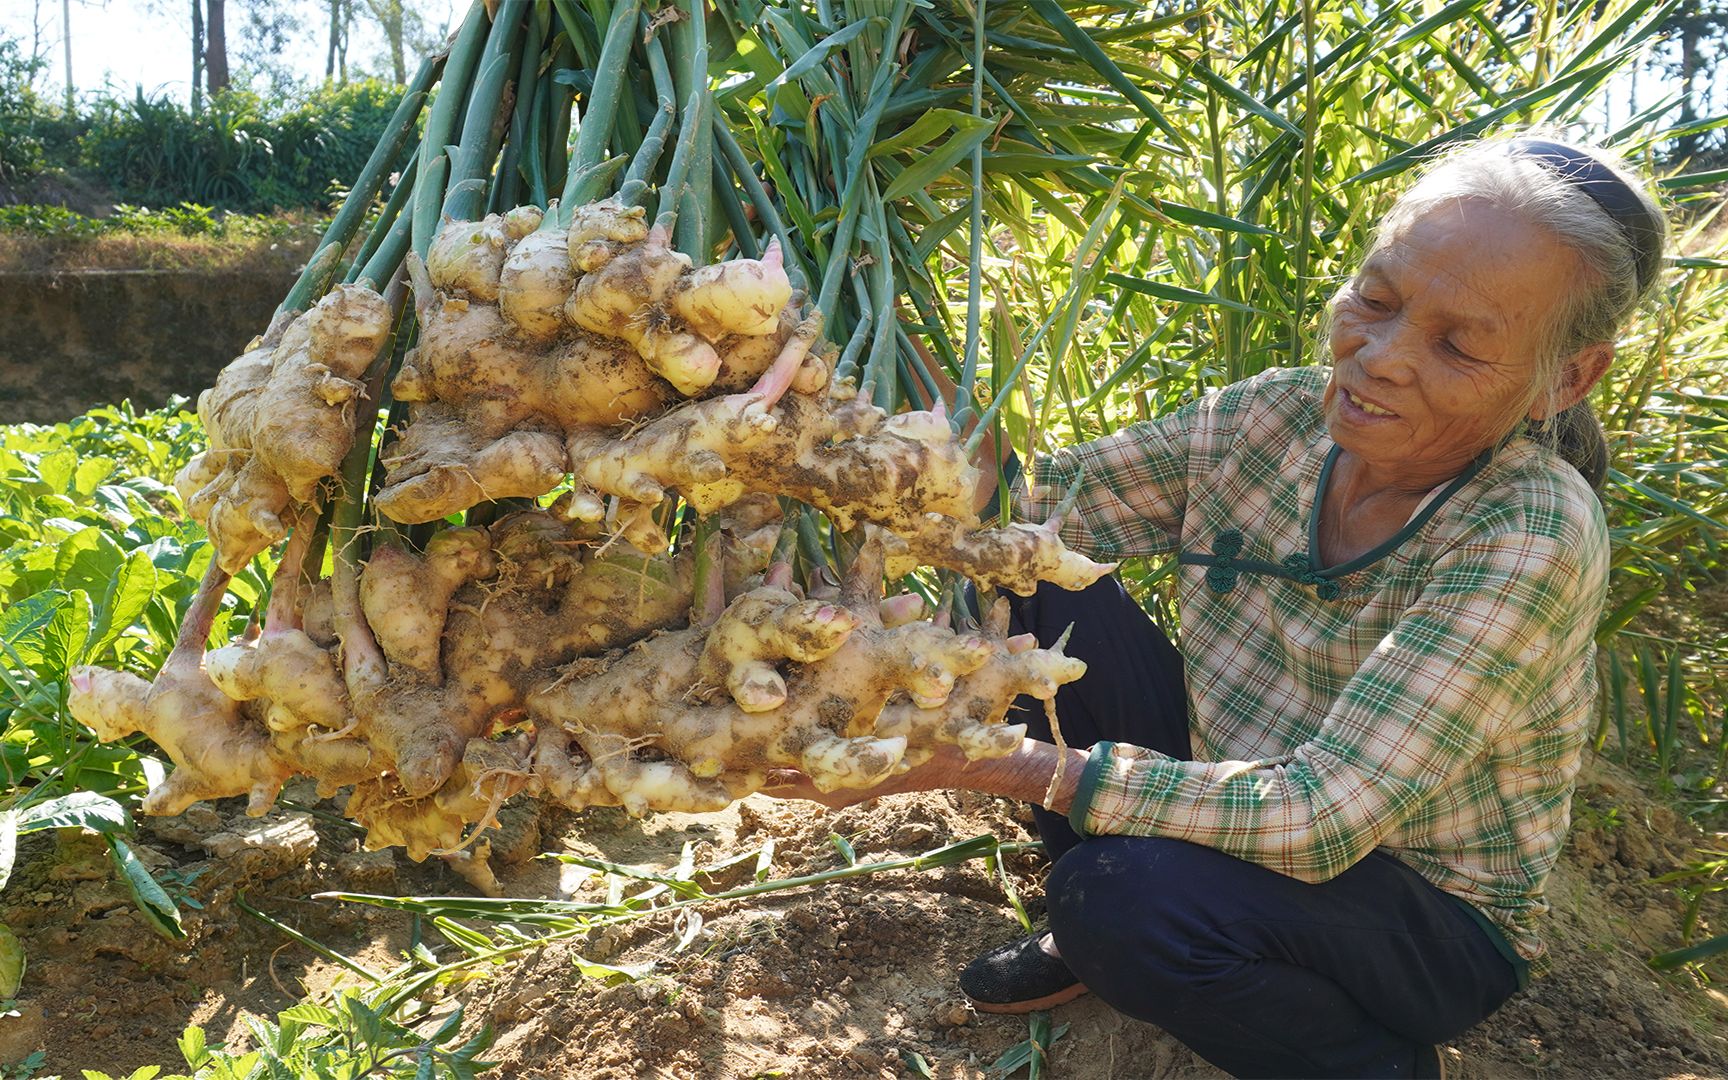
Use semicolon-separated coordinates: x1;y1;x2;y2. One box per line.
1017;366;1608;967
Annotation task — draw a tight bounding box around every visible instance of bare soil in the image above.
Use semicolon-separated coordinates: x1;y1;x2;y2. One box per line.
3;756;1726;1079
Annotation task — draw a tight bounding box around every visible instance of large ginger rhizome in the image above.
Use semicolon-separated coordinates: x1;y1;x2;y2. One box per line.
71;199;1115;879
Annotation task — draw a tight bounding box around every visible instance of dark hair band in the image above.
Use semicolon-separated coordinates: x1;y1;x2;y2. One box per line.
1512;138;1662;292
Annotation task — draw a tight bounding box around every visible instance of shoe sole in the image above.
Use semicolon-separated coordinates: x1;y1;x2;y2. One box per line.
964;981;1091;1015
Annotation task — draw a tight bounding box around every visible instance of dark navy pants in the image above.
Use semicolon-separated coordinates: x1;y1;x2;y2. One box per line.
1002;577;1521;1079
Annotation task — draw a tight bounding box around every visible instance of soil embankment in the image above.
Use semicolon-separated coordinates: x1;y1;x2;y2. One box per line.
0;266;295;422
0;232;316;422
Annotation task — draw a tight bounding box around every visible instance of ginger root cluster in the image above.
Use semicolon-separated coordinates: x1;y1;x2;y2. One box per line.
71;200;1115;887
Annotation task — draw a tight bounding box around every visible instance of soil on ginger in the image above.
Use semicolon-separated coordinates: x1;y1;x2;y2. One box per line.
4;757;1727;1079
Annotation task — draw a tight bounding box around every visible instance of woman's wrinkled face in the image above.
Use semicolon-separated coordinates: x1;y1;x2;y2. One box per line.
1325;198;1584;488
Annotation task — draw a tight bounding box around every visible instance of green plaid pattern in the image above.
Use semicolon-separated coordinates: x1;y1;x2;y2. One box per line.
1017;367;1608;968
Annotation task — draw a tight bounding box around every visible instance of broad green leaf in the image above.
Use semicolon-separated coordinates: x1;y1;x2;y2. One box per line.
55;526;127;606
43;589;94;679
829;832;857;866
1596;585;1663;644
88;548;160;663
0;592;66;668
0;922;24;998
177;1024;210;1069
1186;64;1302;137
434;916;499;956
1347;53;1628;185
18;791;131;836
868;109;993;160
343;992;386;1048
572;955;656;984
38;447;76;493
1657;168;1728;191
1103;272;1264;314
72;456;117;498
1650;932;1728;970
772;17;875;87
107;836;186;941
1387;0;1490;49
431;1004;468;1045
1023;0;1180;140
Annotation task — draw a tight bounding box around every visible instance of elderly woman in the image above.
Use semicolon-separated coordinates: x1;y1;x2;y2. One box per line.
771;134;1666;1078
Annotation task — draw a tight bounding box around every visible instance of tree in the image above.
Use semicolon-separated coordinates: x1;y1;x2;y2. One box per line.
26;0;53;73
354;0;447;85
234;2;303;99
325;0;354;83
362;0;405;83
1658;1;1728;161
205;0;229;95
190;0;202;110
60;0;71;110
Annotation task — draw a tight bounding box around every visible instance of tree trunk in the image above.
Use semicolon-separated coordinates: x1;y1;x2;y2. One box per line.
326;0;344;81
191;0;204;112
382;0;406;83
337;0;352;84
1680;8;1702;160
205;0;230;95
60;0;72;111
30;0;50;72
325;0;357;84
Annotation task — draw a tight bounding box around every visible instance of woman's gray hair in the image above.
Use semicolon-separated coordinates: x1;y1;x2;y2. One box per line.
1365;132;1667;488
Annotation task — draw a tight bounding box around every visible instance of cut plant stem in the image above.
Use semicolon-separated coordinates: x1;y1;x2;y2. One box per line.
411;0;492;257
958;0;987;430
443;0;530;222
278;54;442;321
655;88;707;235
345;155;419;285
557;0;644;221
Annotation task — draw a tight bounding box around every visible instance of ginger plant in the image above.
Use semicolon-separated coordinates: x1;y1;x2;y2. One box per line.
66;0;1118;887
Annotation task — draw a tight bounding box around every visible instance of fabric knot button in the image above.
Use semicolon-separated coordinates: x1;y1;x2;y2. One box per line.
1281;552;1343;600
1205;530;1246;594
1205;563;1237;594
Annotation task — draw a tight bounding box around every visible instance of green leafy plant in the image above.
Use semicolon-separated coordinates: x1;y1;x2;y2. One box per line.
0;405;253;996
77;81;404;212
74;997;496;1080
0;202;317;243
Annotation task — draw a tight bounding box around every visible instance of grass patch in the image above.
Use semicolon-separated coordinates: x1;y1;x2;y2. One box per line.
0;203;322;272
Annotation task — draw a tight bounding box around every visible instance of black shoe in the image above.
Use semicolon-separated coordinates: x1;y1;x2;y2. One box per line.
958;932;1090;1014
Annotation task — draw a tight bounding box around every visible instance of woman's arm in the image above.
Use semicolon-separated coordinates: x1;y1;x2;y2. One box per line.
1066;522;1608;882
771;512;1606;886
